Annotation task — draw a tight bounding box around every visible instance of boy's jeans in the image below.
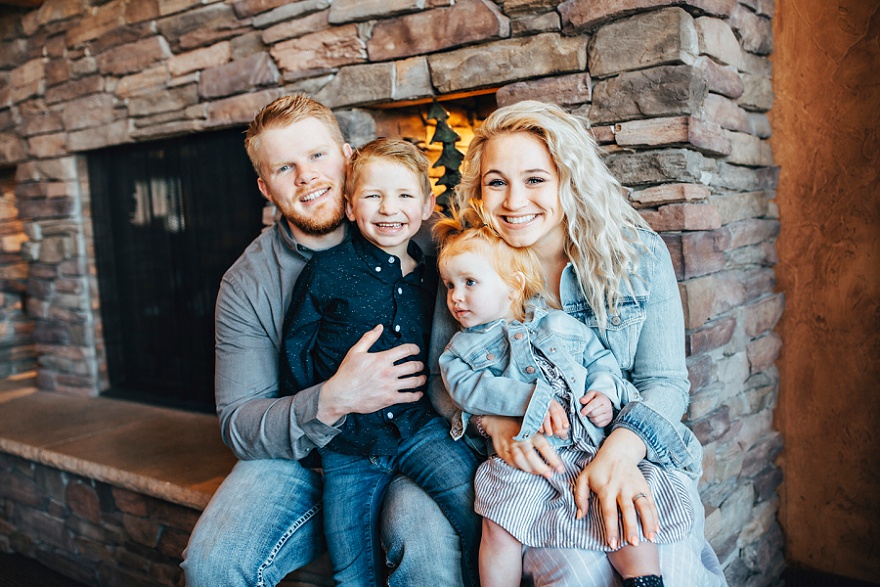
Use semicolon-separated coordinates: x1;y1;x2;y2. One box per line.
320;417;481;587
182;455;465;586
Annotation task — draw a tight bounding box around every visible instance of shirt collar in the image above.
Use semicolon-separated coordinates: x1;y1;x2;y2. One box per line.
279;220;352;262
351;229;427;279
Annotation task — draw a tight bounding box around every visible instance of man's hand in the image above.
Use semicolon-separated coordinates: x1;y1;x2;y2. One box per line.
317;325;424;425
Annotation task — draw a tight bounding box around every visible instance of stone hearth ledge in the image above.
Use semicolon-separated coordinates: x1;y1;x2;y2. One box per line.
0;375;237;511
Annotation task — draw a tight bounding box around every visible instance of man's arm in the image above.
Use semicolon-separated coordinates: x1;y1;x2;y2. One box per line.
215;273;339;461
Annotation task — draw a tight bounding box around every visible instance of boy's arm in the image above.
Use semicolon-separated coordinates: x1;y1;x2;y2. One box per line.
279;262;323;398
579;323;632;410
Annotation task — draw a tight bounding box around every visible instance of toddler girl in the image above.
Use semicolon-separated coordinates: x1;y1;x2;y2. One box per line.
434;203;695;587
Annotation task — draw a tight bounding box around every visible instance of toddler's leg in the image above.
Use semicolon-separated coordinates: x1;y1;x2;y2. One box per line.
608;542;664;587
480;518;523;587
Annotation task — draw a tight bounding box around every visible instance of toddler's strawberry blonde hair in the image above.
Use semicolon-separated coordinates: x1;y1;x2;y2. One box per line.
433;200;555;323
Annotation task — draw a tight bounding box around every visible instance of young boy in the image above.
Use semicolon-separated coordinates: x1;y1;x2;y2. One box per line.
280;137;480;587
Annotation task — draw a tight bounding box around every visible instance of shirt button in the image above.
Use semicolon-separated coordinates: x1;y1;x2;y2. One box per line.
375;266;382;272
387;412;394;419
397;287;403;295
388;256;395;263
611;316;622;326
394;325;401;332
486;353;495;360
514;333;524;340
525;366;535;374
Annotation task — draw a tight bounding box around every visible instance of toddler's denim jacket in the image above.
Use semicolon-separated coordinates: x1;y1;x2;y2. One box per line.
440;300;636;450
428;228;703;478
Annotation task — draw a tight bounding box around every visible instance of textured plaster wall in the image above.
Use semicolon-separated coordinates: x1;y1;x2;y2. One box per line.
771;0;880;580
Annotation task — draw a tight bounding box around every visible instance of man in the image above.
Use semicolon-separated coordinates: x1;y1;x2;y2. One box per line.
181;95;463;586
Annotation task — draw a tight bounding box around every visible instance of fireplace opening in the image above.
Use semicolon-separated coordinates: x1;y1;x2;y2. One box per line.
88;128;263;412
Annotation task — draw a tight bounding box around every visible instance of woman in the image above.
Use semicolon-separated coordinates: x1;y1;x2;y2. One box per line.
428;100;727;586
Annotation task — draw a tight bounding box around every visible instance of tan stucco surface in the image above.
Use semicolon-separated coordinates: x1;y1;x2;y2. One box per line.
771;0;880;579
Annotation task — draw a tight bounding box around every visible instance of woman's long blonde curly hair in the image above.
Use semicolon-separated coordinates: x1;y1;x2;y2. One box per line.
455;100;651;329
433;200;551;323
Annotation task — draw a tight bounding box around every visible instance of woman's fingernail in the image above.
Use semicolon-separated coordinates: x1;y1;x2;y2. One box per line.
609;538;617;549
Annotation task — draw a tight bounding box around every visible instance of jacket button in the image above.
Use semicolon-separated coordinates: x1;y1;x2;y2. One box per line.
611;316;622;326
525;366;535;374
486;353;495;361
549;347;556;353
514;333;524;340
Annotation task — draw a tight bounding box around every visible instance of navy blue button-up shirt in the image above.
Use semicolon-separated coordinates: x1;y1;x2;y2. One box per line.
280;228;439;456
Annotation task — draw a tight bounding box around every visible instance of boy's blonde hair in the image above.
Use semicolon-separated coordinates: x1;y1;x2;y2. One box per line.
455;100;651;329
434;201;551;323
344;137;432;203
244;94;345;177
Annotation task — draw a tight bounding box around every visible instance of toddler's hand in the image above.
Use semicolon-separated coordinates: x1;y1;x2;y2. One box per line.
580;391;613;427
539;399;570;440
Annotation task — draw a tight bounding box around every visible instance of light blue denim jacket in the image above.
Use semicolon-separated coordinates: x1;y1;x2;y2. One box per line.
427;228;703;478
440;299;637;449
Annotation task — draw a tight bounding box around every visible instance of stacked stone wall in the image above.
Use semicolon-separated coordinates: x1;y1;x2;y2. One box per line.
0;0;782;584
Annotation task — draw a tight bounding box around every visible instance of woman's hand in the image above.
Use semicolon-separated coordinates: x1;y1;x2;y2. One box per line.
480;415;564;477
573;428;658;550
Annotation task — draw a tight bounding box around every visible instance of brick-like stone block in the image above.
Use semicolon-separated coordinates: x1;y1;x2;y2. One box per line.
730;3;773;55
66;481;102;525
262;10;328;45
613;116;731;155
743;293;784;337
114;66;169;99
629;182;709;209
128;84;199;117
66;2;126;47
329;0;426;23
204;88;284;129
606;148;704;186
725;131;774;167
496;73;590;108
687;315;736;356
16;198;77;220
252;0;331;28
694;55;743;99
315;58;432;108
45;75;105;105
701;93;752;134
0;133;26;165
560;0;736;32
233;0;293;19
681;229;726;278
746;331;781;373
59;93;119;132
199;52;279;100
590;64;707;124
710;191;771;226
640;202;721;231
428;33;587;94
695;16;741;68
739;72;774;112
510;10;561;35
271;24;366;75
169;41;232;77
680;274;718;329
96;36;171;76
27;133;67;159
67;120;131;152
368;0;509;62
589;8;698;77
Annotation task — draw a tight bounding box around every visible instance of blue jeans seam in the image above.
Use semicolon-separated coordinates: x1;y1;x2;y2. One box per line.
255;502;322;587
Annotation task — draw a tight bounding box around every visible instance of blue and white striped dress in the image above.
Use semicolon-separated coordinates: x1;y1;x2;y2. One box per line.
474;351;695;551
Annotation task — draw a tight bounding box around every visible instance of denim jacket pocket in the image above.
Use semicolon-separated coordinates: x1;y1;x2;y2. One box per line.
566;296;647;372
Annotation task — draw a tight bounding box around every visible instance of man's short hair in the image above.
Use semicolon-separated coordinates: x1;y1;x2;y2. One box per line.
344;137;433;203
244;95;346;177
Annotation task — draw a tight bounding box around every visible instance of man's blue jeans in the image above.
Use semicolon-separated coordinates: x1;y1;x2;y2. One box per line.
320;417;481;587
182;454;465;586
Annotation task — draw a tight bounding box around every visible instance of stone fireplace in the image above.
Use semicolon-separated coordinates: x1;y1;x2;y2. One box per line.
0;0;782;584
